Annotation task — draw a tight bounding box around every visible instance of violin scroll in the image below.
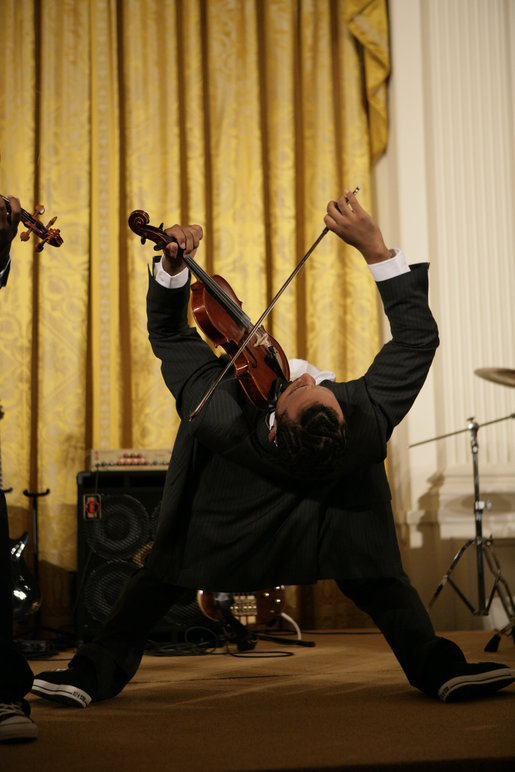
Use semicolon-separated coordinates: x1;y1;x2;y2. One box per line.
128;209;152;241
128;209;173;252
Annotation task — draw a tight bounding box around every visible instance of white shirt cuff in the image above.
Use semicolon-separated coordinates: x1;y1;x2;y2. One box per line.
154;251;410;289
367;249;410;282
154;257;189;288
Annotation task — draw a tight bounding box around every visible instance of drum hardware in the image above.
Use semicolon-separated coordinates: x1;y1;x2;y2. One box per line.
410;412;515;651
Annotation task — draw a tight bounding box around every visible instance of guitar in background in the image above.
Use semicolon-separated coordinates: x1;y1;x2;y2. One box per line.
197;587;314;648
0;403;41;621
197;587;286;628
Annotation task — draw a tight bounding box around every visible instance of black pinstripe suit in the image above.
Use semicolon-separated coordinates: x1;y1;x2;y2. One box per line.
144;261;437;590
76;260;469;700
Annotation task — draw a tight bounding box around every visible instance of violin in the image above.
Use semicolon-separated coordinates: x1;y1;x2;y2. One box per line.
128;209;290;410
129;187;358;418
1;194;63;252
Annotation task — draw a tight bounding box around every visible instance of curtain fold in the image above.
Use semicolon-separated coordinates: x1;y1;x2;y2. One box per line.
0;0;390;625
345;0;390;164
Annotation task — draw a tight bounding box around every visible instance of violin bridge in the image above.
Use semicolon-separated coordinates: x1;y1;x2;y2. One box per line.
252;330;270;347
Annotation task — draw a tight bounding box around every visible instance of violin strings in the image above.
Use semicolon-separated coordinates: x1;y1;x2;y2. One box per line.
184;255;252;330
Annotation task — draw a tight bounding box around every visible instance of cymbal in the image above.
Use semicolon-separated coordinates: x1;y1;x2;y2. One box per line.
474;368;515;388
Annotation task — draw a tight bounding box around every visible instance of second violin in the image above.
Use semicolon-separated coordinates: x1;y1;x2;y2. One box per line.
1;195;63;252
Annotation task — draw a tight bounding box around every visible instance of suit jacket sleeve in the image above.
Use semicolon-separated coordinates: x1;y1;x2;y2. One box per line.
368;262;438;437
146;269;249;454
343;262;439;442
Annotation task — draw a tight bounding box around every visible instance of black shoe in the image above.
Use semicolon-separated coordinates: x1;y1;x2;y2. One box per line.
31;667;93;708
0;700;38;742
438;662;515;703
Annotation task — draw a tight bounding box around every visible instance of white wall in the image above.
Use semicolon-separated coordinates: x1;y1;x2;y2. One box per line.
373;0;515;633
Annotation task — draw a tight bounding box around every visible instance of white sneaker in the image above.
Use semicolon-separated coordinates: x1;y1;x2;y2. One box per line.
32;667;93;708
438;663;515;703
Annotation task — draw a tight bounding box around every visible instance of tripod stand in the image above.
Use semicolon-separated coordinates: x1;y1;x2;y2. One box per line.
411;413;515;652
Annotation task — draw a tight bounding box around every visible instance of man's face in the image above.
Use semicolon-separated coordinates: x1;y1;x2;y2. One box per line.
268;373;344;443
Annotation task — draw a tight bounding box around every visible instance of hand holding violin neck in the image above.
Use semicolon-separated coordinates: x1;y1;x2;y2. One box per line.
160;224;203;274
162;238;187;275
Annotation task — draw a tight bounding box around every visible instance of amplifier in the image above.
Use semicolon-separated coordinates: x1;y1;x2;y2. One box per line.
88;448;171;472
75;468;165;639
75;468;220;644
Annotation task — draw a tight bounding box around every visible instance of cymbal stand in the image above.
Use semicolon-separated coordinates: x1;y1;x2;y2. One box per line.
411;414;515;651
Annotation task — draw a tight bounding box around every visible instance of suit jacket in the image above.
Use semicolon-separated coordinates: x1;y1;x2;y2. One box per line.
145;263;439;591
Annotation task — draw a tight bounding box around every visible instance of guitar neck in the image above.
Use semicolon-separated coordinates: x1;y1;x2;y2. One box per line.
0;404;12;493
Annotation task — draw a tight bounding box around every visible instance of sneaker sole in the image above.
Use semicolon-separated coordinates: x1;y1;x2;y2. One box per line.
438;667;515;703
31;679;91;708
0;718;38;742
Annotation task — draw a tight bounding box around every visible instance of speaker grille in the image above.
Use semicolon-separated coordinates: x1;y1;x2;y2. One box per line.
84;559;137;623
85;494;150;560
76;470;223;645
76;470;166;639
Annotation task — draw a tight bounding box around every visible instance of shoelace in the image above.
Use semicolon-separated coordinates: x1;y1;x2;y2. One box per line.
0;701;28;718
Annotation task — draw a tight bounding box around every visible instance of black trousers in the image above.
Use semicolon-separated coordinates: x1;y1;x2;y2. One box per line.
73;564;465;702
0;490;34;701
336;574;464;694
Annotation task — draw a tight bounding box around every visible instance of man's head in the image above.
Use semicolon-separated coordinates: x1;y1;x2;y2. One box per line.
268;373;347;477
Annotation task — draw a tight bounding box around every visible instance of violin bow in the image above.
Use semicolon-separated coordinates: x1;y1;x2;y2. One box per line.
188;187;360;421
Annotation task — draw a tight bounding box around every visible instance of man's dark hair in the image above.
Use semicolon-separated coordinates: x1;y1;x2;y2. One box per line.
275;403;347;478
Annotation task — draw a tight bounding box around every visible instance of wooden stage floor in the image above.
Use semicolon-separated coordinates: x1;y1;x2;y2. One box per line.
4;629;515;771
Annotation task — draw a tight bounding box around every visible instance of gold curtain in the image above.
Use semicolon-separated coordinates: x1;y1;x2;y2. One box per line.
0;0;390;621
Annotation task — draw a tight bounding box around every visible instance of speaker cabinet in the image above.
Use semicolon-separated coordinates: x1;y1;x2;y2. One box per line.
76;469;166;640
76;470;225;646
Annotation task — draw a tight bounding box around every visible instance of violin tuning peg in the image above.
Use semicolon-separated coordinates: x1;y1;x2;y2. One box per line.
45;216;57;229
140;236;146;245
159;223;164;230
19;231;31;242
